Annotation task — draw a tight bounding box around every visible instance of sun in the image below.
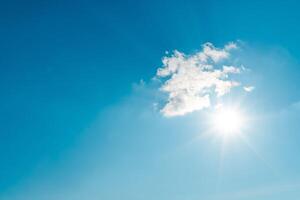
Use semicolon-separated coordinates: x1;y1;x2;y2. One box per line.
212;107;244;136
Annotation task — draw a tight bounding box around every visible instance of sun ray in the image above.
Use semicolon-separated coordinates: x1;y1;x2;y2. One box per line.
238;133;281;177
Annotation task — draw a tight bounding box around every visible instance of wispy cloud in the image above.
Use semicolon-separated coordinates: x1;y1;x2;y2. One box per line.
211;181;300;200
291;101;300;110
243;86;255;92
156;42;245;117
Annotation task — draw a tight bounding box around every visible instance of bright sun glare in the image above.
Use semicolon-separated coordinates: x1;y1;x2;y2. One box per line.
212;107;244;136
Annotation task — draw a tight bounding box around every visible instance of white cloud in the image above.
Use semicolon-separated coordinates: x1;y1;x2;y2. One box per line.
224;42;238;50
156;42;244;117
243;86;255;92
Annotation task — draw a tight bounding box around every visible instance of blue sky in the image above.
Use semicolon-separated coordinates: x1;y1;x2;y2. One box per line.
1;0;300;199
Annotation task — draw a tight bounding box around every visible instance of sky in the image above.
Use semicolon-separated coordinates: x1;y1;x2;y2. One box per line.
1;0;300;199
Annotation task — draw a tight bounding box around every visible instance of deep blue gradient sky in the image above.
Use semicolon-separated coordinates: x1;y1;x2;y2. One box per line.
1;0;300;199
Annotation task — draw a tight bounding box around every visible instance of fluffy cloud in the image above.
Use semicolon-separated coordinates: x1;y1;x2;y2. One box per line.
156;42;244;117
